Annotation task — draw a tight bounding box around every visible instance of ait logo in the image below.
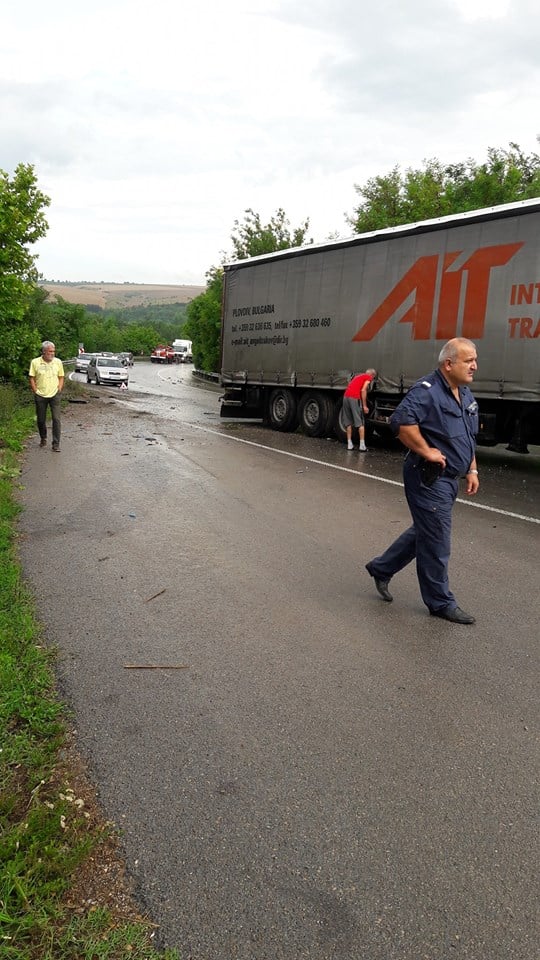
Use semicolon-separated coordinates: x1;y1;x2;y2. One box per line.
352;243;523;341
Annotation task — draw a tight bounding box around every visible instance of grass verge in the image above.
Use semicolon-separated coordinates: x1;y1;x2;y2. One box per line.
0;383;180;959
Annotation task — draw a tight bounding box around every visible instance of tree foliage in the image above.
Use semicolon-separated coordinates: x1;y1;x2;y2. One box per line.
230;207;311;260
11;288;190;368
186;209;311;372
183;267;223;372
0;164;50;380
347;143;540;234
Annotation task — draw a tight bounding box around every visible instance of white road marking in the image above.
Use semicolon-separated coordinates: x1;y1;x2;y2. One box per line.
193;425;540;526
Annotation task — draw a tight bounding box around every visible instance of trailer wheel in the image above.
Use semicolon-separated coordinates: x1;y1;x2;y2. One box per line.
333;398;348;443
298;391;334;437
268;388;298;431
333;398;377;443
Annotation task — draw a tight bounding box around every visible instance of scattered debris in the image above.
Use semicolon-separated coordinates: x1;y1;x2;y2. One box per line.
144;588;166;603
67;398;89;404
97;556;110;562
123;664;189;670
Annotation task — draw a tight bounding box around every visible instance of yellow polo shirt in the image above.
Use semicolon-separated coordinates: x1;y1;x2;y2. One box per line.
29;357;64;398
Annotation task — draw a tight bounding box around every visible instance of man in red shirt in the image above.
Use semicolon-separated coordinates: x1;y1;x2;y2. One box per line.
342;368;376;450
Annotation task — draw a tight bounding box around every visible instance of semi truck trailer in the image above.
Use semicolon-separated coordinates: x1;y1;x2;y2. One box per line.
220;198;540;452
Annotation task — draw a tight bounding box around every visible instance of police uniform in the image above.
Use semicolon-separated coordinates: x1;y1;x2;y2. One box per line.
367;368;478;613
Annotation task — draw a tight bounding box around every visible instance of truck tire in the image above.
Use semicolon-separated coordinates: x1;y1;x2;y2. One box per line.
298;391;335;437
334;398;376;443
333;398;348;443
268;388;298;432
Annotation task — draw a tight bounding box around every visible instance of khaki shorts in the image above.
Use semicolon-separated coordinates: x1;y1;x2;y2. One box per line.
341;396;365;428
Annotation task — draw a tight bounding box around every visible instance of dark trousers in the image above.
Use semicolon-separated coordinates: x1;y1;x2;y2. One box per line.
35;393;61;446
368;456;459;612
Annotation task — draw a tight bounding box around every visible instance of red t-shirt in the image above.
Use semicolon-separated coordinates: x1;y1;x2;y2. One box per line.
344;373;373;400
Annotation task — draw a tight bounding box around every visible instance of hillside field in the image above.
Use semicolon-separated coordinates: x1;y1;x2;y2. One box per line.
39;282;204;309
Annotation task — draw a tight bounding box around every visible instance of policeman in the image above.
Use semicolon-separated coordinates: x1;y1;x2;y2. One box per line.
365;338;480;624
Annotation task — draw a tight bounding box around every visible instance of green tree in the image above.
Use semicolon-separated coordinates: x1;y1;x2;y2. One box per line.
444;144;540;211
183;267;223;372
347;142;540;234
346;166;407;232
230;207;311;260
0;164;50;380
122;324;162;355
35;295;86;359
186;209;312;372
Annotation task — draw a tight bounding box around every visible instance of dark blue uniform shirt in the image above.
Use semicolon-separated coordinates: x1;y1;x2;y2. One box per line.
390;368;478;477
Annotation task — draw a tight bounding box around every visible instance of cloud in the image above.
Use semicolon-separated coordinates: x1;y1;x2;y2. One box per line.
274;0;539;119
2;0;539;282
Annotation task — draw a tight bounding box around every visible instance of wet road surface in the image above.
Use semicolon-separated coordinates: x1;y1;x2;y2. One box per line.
72;360;540;522
17;363;539;959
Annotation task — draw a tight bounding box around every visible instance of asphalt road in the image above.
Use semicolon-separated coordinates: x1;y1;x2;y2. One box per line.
18;365;539;959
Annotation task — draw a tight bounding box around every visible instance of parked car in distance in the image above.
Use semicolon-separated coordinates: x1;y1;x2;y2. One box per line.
118;352;134;366
86;356;129;386
75;352;95;373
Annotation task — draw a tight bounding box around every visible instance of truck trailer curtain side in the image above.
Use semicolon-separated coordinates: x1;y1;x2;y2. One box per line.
220;199;540;451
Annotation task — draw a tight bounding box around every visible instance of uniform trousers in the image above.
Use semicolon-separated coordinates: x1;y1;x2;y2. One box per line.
34;393;61;446
369;456;459;612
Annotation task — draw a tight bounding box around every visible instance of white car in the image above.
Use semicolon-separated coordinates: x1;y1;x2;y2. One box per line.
86;356;129;386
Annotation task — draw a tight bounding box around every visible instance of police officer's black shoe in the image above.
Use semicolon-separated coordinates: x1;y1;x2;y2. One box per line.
430;606;475;624
365;563;393;602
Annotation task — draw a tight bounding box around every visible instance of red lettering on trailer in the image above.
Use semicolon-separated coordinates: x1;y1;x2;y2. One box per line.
508;317;540;338
510;282;540;305
352;242;523;342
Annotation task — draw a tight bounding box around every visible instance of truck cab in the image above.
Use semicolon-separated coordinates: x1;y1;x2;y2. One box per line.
150;345;174;363
172;339;193;363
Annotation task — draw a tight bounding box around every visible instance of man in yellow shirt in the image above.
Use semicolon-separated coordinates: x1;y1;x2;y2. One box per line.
29;341;65;451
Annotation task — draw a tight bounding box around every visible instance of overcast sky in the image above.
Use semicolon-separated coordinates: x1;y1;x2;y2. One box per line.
2;0;539;284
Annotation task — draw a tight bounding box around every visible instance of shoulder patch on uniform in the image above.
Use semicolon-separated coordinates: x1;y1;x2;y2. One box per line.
421;380;432;388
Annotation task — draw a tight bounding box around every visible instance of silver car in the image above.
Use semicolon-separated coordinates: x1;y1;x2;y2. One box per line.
86;356;129;386
75;352;95;373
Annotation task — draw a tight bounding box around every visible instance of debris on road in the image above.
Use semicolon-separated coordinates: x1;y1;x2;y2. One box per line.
144;588;166;603
123;664;189;670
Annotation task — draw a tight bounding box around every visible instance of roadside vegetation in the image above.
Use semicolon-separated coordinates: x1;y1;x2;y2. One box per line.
0;382;180;959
